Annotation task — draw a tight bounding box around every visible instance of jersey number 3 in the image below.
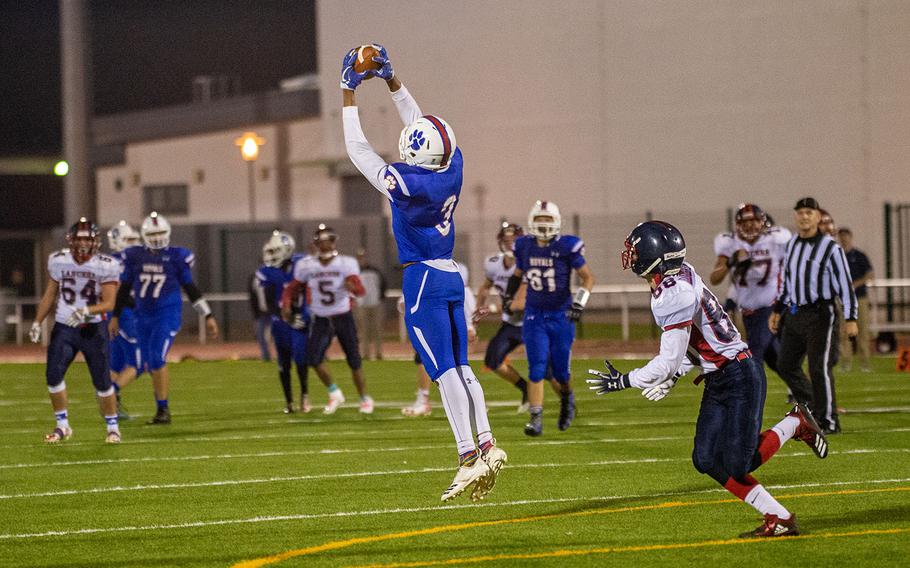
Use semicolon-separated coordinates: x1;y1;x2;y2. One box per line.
435;195;457;236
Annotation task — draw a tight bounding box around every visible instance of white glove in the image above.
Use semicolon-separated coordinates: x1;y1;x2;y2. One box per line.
28;322;42;343
641;379;676;402
65;307;91;327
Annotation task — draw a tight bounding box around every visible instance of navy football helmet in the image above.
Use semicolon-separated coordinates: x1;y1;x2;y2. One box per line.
622;221;687;277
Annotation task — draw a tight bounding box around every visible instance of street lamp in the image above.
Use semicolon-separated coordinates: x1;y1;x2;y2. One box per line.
234;132;265;221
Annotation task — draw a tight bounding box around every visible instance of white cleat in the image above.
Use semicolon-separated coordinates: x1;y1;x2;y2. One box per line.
441;458;491;502
44;426;73;444
299;395;312;414
401;401;432;417
472;446;508;502
323;389;345;415
105;430;122;444
359;396;375;414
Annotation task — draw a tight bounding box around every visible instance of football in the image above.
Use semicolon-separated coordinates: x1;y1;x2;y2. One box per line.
353;44;381;78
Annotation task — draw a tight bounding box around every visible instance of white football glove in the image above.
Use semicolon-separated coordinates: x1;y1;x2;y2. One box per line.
65;307;91;327
28;322;42;343
641;380;675;402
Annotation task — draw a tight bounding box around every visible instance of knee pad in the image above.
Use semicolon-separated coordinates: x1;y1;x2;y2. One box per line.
96;386;115;397
47;381;67;394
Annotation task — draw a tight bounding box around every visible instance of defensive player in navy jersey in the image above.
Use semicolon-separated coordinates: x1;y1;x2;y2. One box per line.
506;201;595;436
106;220;143;418
258;230;310;413
112;212;219;424
340;43;505;502
588;220;829;538
30;218;123;443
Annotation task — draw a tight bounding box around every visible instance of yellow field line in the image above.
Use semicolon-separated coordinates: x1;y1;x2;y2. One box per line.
230;485;910;568
347;527;910;568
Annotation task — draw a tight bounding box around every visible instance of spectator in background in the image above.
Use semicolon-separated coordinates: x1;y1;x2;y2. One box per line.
249;272;273;362
354;248;387;360
837;228;873;372
818;209;837;237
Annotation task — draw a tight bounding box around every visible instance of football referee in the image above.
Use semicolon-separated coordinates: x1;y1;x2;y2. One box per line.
769;197;857;434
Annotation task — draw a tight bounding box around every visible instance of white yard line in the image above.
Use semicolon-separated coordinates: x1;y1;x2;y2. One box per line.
1;448;907;501
1;476;908;541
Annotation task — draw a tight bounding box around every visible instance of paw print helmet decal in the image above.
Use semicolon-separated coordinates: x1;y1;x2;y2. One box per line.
398;115;457;171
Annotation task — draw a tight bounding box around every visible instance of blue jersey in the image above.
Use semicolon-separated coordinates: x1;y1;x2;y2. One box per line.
514;234;587;311
383;148;463;263
256;254;308;319
120;245;195;314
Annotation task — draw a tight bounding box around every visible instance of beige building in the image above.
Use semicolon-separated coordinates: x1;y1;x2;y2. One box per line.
96;0;910;285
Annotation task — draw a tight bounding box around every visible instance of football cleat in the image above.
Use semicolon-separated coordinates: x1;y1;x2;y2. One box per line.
441;458;491;502
787;403;828;459
44;426;73;444
517;384;529;413
740;513;799;538
401;401;432;417
283;403;296;414
105;431;122;444
524;412;543;437
471;445;508;502
146;407;171;425
323;389;345;415
359;396;375;415
299;395;312;414
557;391;576;431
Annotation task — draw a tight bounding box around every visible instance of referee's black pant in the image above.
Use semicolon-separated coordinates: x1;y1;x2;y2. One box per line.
777;301;841;432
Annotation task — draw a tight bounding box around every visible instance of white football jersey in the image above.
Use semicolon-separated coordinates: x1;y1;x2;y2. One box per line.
48;249;121;325
652;263;748;374
713;226;791;310
483;252;522;326
293;254;360;317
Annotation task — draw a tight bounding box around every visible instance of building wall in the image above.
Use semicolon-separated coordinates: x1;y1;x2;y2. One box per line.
317;0;910;282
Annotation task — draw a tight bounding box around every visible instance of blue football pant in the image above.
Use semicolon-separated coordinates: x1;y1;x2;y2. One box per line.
522;308;575;383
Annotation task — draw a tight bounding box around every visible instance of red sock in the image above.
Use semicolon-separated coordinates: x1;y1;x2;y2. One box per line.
723;474;759;500
757;430;782;465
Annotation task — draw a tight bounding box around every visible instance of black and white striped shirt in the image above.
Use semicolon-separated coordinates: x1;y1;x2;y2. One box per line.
775;232;858;320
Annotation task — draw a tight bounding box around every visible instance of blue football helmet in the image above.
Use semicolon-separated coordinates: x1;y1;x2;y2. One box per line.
622;221;687;277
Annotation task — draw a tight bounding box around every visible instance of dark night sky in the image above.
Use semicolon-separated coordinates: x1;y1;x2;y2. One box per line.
0;0;317;157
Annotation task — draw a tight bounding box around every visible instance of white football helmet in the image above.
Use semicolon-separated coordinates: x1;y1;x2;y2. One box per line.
398;115;457;171
107;220;141;252
141;212;171;250
262;230;295;267
528;200;561;240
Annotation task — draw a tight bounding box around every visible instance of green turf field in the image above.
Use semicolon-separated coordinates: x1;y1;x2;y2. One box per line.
1;358;908;567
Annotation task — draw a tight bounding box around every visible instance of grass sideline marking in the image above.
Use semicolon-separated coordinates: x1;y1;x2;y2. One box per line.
2;478;908;542
230;486;910;568
5;449;908;501
343;527;910;568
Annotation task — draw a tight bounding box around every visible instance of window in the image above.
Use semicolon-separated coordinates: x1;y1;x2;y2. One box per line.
143;184;188;215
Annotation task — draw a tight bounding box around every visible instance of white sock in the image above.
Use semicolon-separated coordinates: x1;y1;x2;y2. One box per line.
54;410;69;430
417;388;430;404
459;365;492;441
744;484;791;519
437;368;476;455
104;415;119;434
772;416;800;445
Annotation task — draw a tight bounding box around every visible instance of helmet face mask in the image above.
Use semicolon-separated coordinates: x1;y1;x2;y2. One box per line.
398;115;457;171
313;224;338;260
141;212;171;250
622;221;687;279
497;222;523;257
262;230;295;267
67;217;101;263
527;201;561;241
735;204;767;242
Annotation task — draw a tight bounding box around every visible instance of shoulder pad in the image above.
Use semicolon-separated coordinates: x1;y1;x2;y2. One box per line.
652;278;698;317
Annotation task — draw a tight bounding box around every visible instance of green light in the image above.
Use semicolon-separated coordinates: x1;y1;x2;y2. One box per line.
54;161;69;176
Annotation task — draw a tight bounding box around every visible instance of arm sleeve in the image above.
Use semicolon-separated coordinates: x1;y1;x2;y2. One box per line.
390;84;423;126
254;271;270;314
463;285;477;332
628;327;692;388
343;106;392;199
113;280;133;316
181;281;204;303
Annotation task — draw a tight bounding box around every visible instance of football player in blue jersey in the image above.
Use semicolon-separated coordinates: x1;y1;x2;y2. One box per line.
340;43;506;502
506;200;596;437
112;212;219;424
257;230;311;414
106;221;143;419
